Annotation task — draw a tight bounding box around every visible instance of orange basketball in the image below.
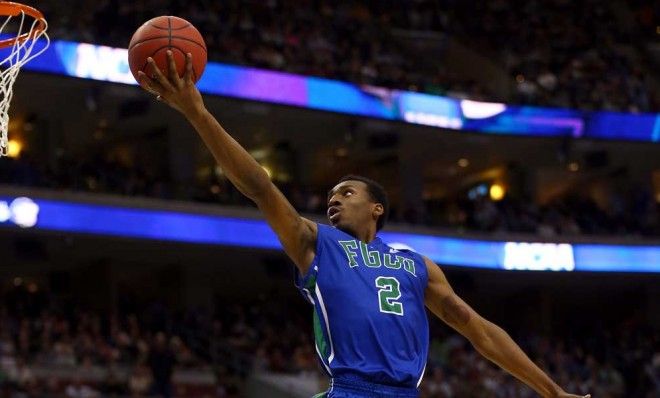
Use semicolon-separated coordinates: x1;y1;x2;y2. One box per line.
128;16;207;83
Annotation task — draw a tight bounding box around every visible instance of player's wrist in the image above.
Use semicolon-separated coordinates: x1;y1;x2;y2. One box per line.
184;104;208;122
545;385;564;398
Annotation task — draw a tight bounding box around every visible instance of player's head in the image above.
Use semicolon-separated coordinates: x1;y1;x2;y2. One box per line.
327;175;389;234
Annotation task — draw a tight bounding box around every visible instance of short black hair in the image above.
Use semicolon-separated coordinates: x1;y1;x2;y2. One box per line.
337;175;389;231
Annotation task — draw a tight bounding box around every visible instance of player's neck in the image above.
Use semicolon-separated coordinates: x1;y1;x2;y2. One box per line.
354;227;377;245
338;224;377;243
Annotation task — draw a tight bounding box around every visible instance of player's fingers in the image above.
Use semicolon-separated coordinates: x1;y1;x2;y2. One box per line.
166;50;182;88
183;53;194;85
136;71;150;89
137;71;165;97
147;57;175;92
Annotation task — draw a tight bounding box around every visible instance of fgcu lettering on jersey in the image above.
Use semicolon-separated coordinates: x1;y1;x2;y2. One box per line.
296;224;429;390
338;239;417;276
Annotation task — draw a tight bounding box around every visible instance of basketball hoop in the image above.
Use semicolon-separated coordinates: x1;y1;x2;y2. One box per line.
0;2;48;157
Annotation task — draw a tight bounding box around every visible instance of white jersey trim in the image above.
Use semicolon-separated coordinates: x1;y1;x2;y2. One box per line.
314;341;332;375
416;362;427;388
315;284;335;364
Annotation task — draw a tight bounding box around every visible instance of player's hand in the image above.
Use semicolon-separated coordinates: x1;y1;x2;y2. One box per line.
137;50;206;118
554;391;590;398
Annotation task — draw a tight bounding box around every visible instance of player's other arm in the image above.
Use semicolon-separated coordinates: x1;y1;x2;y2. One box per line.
137;52;316;273
423;256;590;398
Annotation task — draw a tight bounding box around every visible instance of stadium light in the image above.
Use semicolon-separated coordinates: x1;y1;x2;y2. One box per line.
490;183;505;201
6;139;22;158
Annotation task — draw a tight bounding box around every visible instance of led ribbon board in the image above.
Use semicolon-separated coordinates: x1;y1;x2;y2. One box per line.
1;196;659;273
7;38;659;142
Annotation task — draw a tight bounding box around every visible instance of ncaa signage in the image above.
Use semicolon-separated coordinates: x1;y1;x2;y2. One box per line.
73;43;135;84
0;197;40;228
502;242;575;271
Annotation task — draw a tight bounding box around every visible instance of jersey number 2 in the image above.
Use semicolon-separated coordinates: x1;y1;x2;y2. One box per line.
375;276;403;316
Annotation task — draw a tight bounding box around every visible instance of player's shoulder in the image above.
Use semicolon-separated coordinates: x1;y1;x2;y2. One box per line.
315;222;351;240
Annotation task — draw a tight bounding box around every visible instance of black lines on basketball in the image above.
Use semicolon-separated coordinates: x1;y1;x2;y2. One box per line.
168;17;172;49
148;22;192;31
129;37;207;52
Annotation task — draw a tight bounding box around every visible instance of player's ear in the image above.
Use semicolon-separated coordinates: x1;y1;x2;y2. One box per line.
373;203;384;219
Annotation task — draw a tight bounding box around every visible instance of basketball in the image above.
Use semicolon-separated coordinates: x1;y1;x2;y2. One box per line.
128;16;207;83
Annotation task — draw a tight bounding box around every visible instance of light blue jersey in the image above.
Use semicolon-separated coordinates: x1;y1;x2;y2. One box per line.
296;223;429;391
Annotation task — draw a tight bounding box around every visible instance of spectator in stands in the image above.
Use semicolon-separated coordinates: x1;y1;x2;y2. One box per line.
64;377;100;398
101;366;126;397
148;332;175;398
128;361;153;397
0;288;657;397
6;357;34;392
32;0;657;112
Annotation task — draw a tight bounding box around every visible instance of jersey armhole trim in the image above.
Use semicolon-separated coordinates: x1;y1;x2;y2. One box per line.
295;223;326;294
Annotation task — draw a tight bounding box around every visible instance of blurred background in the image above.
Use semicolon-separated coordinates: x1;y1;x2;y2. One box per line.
0;0;659;397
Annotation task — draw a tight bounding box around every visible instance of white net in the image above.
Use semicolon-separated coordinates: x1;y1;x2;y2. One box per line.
0;9;49;157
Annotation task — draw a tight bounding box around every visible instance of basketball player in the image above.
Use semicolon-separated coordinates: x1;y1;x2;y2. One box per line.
138;52;591;398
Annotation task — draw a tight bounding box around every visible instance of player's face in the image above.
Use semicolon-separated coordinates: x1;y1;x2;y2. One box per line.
327;181;380;235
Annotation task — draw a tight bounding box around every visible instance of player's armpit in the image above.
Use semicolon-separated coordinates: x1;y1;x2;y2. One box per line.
423;256;489;345
256;183;318;274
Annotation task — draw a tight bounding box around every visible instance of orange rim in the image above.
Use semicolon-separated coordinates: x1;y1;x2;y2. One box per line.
0;1;46;49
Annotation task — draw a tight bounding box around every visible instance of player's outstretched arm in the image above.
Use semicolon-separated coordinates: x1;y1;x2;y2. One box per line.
423;256;590;398
137;51;316;273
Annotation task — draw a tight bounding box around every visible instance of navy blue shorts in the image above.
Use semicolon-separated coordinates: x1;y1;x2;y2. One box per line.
314;378;419;398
